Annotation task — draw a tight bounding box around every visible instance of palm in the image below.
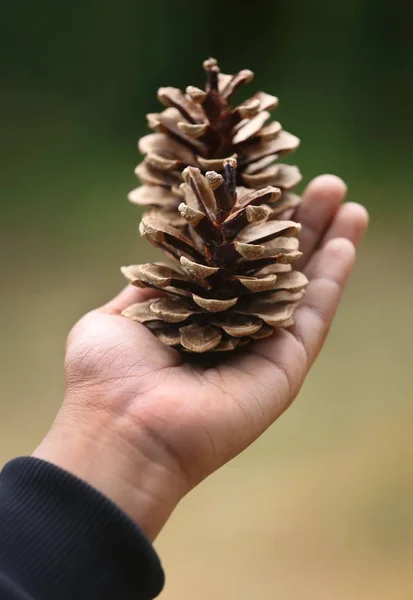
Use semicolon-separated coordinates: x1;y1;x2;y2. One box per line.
65;176;368;487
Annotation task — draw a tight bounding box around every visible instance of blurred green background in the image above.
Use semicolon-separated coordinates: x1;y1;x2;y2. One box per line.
1;2;413;598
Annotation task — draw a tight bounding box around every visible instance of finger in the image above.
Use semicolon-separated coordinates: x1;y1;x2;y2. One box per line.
216;199;366;428
291;237;356;367
320;201;369;249
294;175;347;269
304;202;368;282
100;285;161;315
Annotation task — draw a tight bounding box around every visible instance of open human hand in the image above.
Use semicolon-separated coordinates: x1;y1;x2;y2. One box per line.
34;175;368;540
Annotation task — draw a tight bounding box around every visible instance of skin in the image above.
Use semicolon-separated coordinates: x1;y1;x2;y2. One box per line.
33;175;369;541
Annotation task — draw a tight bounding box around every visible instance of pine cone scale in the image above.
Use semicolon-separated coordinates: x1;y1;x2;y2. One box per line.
130;58;301;216
122;59;306;353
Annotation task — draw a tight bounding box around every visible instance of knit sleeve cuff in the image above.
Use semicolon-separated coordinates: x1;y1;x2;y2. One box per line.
0;457;164;600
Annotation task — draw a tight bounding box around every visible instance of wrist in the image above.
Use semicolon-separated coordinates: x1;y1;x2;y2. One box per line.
32;396;188;540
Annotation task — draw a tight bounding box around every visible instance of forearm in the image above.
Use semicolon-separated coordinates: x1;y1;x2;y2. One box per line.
32;399;187;540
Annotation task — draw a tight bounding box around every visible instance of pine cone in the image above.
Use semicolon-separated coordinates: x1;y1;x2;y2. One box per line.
129;58;302;225
121;159;307;353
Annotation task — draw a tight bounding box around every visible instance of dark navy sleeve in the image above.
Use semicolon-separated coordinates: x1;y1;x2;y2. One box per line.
0;457;164;600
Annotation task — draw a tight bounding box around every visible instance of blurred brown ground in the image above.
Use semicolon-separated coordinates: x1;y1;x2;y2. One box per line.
1;218;412;600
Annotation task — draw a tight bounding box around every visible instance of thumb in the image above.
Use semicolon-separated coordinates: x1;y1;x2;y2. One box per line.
101;285;161;315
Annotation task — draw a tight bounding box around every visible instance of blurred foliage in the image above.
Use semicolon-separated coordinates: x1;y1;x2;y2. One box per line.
1;3;413;599
1;0;413;231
